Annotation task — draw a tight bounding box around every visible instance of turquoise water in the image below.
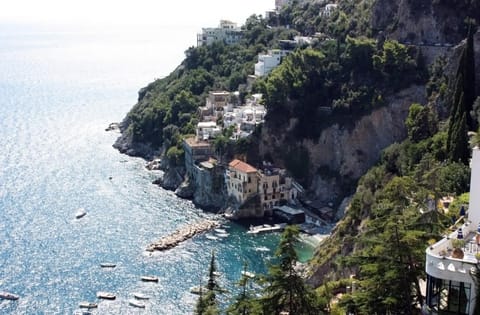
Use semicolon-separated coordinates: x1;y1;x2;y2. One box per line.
0;23;286;314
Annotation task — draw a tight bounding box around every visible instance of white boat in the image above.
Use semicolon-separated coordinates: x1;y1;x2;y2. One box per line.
141;275;159;282
100;263;116;268
214;228;227;234
79;301;98;308
129;299;146;308
241;271;255;278
216;232;229;238
254;246;270;252
133;292;149;300
189;286;206;295
75;208;87;219
0;292;19;300
205;234;218;240
96;291;116;300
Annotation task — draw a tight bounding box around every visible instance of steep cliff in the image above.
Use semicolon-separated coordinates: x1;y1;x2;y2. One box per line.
258;85;427;207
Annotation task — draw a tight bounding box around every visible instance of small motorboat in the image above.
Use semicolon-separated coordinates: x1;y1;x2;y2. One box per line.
241;271;255;278
214;228;227;234
79;301;98;308
75;208;87;219
100;263;116;268
189;286;205;295
133;292;149;300
216;232;229;238
129;299;146;308
96;291;116;300
141;276;159;282
0;292;19;300
205;234;218;240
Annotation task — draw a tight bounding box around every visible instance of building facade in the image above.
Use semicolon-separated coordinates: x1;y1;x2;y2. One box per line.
258;167;298;213
254;49;290;77
423;147;480;315
226;159;259;204
183;137;213;177
197;20;243;47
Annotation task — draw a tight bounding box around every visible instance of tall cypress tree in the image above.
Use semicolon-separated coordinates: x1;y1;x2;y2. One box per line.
464;22;476;130
447;22;476;163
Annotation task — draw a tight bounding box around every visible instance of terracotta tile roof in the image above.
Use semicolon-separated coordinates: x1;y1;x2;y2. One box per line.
229;159;257;173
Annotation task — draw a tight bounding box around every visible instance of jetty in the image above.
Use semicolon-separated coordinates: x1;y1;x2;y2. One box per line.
147;219;220;252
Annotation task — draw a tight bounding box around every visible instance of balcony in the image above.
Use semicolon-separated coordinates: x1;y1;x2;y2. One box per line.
426;221;479;284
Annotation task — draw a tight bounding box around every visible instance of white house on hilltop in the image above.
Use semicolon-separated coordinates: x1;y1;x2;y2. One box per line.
423;147;480;315
197;20;242;47
254;49;290;77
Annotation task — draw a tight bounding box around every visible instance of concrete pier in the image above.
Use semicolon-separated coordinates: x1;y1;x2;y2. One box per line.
147;219;220;252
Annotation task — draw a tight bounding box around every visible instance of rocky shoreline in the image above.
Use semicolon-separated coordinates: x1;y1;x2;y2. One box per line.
146;219;220;252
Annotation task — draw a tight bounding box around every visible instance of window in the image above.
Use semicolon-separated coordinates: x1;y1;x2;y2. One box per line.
426;275;471;315
248;177;251;183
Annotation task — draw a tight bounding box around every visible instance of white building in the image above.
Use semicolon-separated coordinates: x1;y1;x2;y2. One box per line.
197;20;243;47
321;3;338;17
254;49;290;77
424;147;480;315
196;121;221;141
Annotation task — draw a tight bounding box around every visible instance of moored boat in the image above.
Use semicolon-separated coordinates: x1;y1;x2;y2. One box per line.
205;234;218;240
133;292;149;300
75;208;87;219
96;291;116;300
214;228;227;234
100;263;116;268
141;276;159;282
0;292;19;300
129;299;146;308
79;301;98;308
189;286;206;295
241;271;255;278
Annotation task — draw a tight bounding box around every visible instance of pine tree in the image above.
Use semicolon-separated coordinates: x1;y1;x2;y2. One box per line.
195;251;222;315
227;262;262;315
259;225;322;315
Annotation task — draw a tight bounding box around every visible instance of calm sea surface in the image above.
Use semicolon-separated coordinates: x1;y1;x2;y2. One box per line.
0;23;314;314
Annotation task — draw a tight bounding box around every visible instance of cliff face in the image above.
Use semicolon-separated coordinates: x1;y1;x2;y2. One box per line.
258;85;427;207
372;0;473;44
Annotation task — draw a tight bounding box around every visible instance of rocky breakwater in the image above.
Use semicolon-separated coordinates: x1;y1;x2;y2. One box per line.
146;219;220;252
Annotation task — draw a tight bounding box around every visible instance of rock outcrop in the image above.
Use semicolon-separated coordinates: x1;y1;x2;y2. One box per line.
259;84;427;211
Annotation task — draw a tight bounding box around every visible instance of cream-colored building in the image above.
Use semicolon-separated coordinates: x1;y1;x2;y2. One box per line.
258;167;298;213
226;159;259;204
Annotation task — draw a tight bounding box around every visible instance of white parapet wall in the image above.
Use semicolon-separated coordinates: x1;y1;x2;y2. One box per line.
469;147;480;228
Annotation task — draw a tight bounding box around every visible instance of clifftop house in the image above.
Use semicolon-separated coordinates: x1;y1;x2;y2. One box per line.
197;20;242;47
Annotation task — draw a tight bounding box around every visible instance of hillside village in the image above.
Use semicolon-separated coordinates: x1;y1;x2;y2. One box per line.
182;5;346;222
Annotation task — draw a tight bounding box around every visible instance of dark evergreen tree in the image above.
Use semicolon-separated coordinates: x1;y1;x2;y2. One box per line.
464;22;476;130
195;251;221;315
227;262;262;315
260;225;322;315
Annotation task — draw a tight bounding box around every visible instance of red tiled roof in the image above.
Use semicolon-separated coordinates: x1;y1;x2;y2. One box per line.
229;159;257;173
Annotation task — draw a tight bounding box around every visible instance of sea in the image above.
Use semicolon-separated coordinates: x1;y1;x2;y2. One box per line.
0;23;315;314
